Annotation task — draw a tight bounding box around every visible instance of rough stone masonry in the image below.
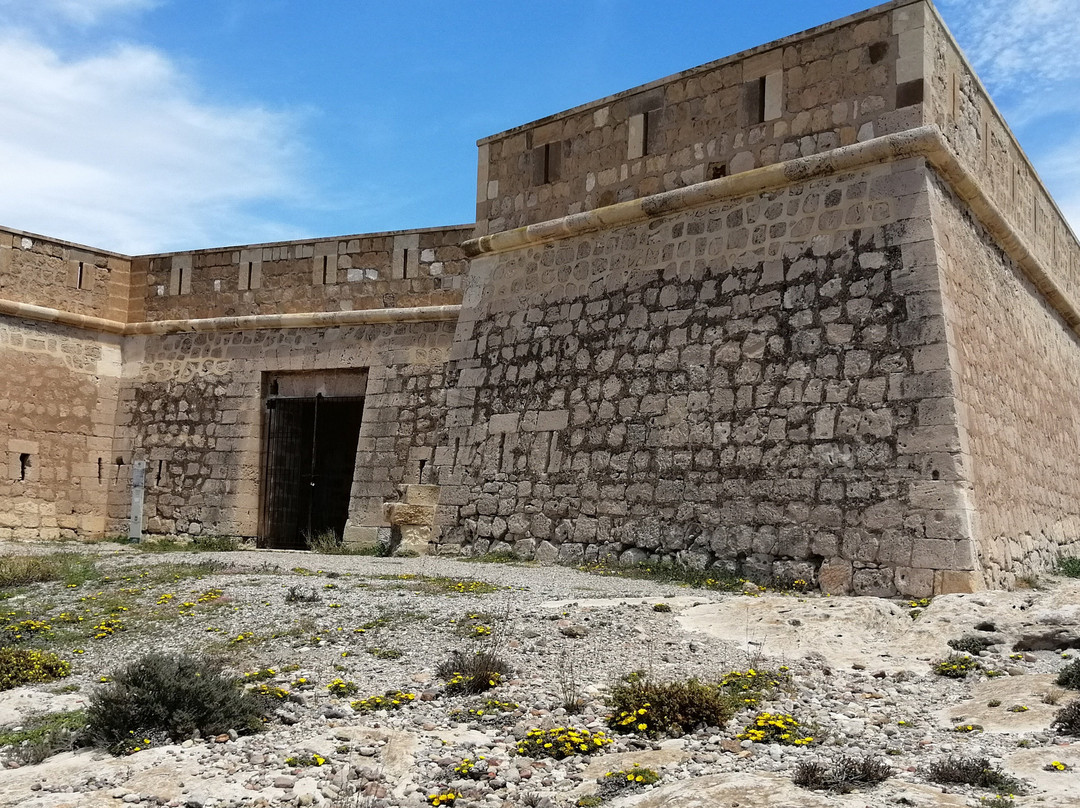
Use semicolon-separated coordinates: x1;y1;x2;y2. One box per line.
0;0;1078;597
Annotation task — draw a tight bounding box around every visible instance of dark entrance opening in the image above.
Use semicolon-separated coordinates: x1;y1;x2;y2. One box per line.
260;393;365;549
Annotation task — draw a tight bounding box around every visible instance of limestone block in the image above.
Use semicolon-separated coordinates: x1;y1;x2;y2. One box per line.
852;567;895;597
818;558;852;594
383;503;436;526
342;523;380;550
536;540;559;562
403;485;440;507
397;525;432;556
893;566;934;598
934;569;984;595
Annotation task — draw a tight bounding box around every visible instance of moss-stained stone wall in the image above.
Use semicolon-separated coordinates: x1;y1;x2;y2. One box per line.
435;160;976;596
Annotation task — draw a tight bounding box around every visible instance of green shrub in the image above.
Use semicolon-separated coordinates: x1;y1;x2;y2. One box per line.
717;667;791;708
86;652;267;753
652;603;672;613
925;756;1025;794
948;635;993;655
1057;556;1080;578
1052;699;1080;736
794;755;893;792
1055;659;1080;690
933;654;981;678
608;677;735;738
437;650;510;695
0;647;71;691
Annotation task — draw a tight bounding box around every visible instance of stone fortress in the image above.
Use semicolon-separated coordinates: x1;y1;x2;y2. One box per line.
1;0;1078;598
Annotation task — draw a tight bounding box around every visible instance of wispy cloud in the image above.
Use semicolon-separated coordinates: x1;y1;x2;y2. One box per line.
0;27;308;253
1039;135;1080;237
0;0;157;27
941;0;1080;88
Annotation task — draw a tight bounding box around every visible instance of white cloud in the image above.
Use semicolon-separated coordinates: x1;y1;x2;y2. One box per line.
941;0;1080;87
0;34;308;253
0;0;156;27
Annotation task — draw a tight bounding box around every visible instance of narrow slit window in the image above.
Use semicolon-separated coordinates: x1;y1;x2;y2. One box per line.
246;262;254;289
97;457;103;483
402;248;409;278
322;255;331;285
156;460;163;486
76;262;84;289
177;264;186;294
18;453;29;481
757;76;768;123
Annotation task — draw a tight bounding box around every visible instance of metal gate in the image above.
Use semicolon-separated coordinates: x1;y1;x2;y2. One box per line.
260;394;365;549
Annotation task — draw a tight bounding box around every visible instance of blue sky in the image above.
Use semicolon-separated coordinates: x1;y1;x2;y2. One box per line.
0;0;1076;254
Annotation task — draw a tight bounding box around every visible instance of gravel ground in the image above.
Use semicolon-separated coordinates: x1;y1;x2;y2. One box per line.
0;541;1078;808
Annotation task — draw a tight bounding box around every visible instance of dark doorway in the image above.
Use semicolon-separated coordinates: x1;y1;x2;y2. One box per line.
260;394;365;549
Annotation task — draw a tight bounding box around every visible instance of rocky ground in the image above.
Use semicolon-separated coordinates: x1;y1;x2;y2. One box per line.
0;541;1077;808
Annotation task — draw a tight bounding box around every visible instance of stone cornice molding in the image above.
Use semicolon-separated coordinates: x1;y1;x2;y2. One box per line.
0;300;461;337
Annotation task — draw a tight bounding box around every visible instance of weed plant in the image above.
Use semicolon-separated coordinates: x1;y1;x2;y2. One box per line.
379;574;502;595
597;764;661;797
350;690;415;712
557;648;583;713
933;654;981;678
285;585;321;604
86;652;267;753
306;530;382;555
737;711;816;745
514;727;612;759
0;554;99;588
0;709;87;764
608;676;735;738
924;756;1025;794
1051;699;1080;736
793;755;893;792
1055;659;1080;690
366;647;403;660
581;561;742;592
948;635;994;655
437;650;510;694
717;667;791;708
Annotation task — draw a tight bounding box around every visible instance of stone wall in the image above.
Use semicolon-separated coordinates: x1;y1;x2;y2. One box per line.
923;6;1080;316
0;227;131;322
931;174;1080;586
133;227;472;323
436;159;977;596
109;320;456;540
0;317;121;539
476;1;924;236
